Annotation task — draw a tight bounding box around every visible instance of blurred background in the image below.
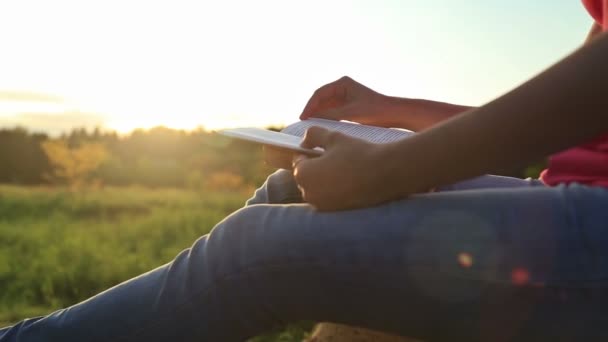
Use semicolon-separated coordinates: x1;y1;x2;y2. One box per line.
0;0;592;340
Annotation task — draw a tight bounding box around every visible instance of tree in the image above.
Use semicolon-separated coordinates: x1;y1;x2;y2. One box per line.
41;140;108;187
0;128;50;184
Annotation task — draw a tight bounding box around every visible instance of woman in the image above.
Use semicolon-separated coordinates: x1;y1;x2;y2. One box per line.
2;1;608;341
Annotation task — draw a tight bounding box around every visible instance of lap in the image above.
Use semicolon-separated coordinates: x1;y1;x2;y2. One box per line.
234;183;607;284
220;182;608;340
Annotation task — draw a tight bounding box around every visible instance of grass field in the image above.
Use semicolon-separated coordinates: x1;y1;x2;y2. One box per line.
0;185;312;341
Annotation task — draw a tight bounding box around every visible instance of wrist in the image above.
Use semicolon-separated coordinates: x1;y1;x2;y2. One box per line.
384;97;474;131
373;140;434;199
377;96;417;128
382;96;445;131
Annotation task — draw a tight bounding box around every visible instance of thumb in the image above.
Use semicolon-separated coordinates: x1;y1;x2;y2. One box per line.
300;126;338;149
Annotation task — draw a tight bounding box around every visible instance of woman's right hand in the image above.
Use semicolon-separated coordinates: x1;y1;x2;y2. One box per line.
300;76;399;128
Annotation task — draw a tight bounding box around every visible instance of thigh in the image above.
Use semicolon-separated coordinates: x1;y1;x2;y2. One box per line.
219;183;608;341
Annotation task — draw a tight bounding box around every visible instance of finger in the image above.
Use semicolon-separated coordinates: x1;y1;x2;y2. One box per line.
292;152;321;201
300;77;349;120
291;153;308;169
300;84;336;120
292;155;311;188
300;126;334;149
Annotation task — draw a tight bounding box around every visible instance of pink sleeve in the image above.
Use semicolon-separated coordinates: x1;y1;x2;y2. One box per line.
582;0;607;28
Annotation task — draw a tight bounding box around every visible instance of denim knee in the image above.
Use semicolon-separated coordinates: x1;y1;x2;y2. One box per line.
246;170;302;206
200;204;306;279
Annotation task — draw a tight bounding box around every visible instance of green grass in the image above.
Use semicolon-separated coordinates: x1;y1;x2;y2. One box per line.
0;185;311;341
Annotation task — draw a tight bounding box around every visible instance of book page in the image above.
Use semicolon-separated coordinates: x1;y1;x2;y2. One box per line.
281;118;413;143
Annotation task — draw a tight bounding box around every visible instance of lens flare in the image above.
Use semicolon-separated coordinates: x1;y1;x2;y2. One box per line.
457;252;473;268
511;267;530;286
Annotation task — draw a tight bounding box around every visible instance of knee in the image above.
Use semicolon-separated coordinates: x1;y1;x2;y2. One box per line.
266;168;296;185
215;205;273;237
247;170;301;206
202;205;299;272
265;169;301;201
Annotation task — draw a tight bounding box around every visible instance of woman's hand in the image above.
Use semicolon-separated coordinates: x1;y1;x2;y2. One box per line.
301;76;473;131
292;126;406;211
300;76;399;128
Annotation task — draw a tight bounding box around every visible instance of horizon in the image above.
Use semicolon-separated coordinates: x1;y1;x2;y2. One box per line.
0;0;592;135
0;119;283;137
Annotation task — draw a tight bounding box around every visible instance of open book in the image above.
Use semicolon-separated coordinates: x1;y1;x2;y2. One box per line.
218;118;414;156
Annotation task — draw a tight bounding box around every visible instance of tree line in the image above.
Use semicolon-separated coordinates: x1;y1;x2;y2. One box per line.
0;126;274;189
0;125;543;189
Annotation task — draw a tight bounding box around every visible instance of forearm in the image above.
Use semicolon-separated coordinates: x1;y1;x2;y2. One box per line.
384;31;608;194
384;96;474;131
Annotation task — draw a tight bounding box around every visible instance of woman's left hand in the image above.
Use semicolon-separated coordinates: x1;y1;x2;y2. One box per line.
292;126;405;211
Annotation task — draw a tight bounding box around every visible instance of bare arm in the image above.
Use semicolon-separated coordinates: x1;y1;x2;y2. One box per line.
294;26;608;210
383;96;474;131
294;26;608;211
302;25;600;135
381;30;608;195
299;77;473;132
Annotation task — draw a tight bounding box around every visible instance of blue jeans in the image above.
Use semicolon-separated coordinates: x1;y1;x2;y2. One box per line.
1;171;607;341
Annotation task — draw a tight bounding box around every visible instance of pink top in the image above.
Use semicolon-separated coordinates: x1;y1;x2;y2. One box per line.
539;0;608;187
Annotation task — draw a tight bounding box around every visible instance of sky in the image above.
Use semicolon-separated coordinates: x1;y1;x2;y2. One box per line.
0;0;592;135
